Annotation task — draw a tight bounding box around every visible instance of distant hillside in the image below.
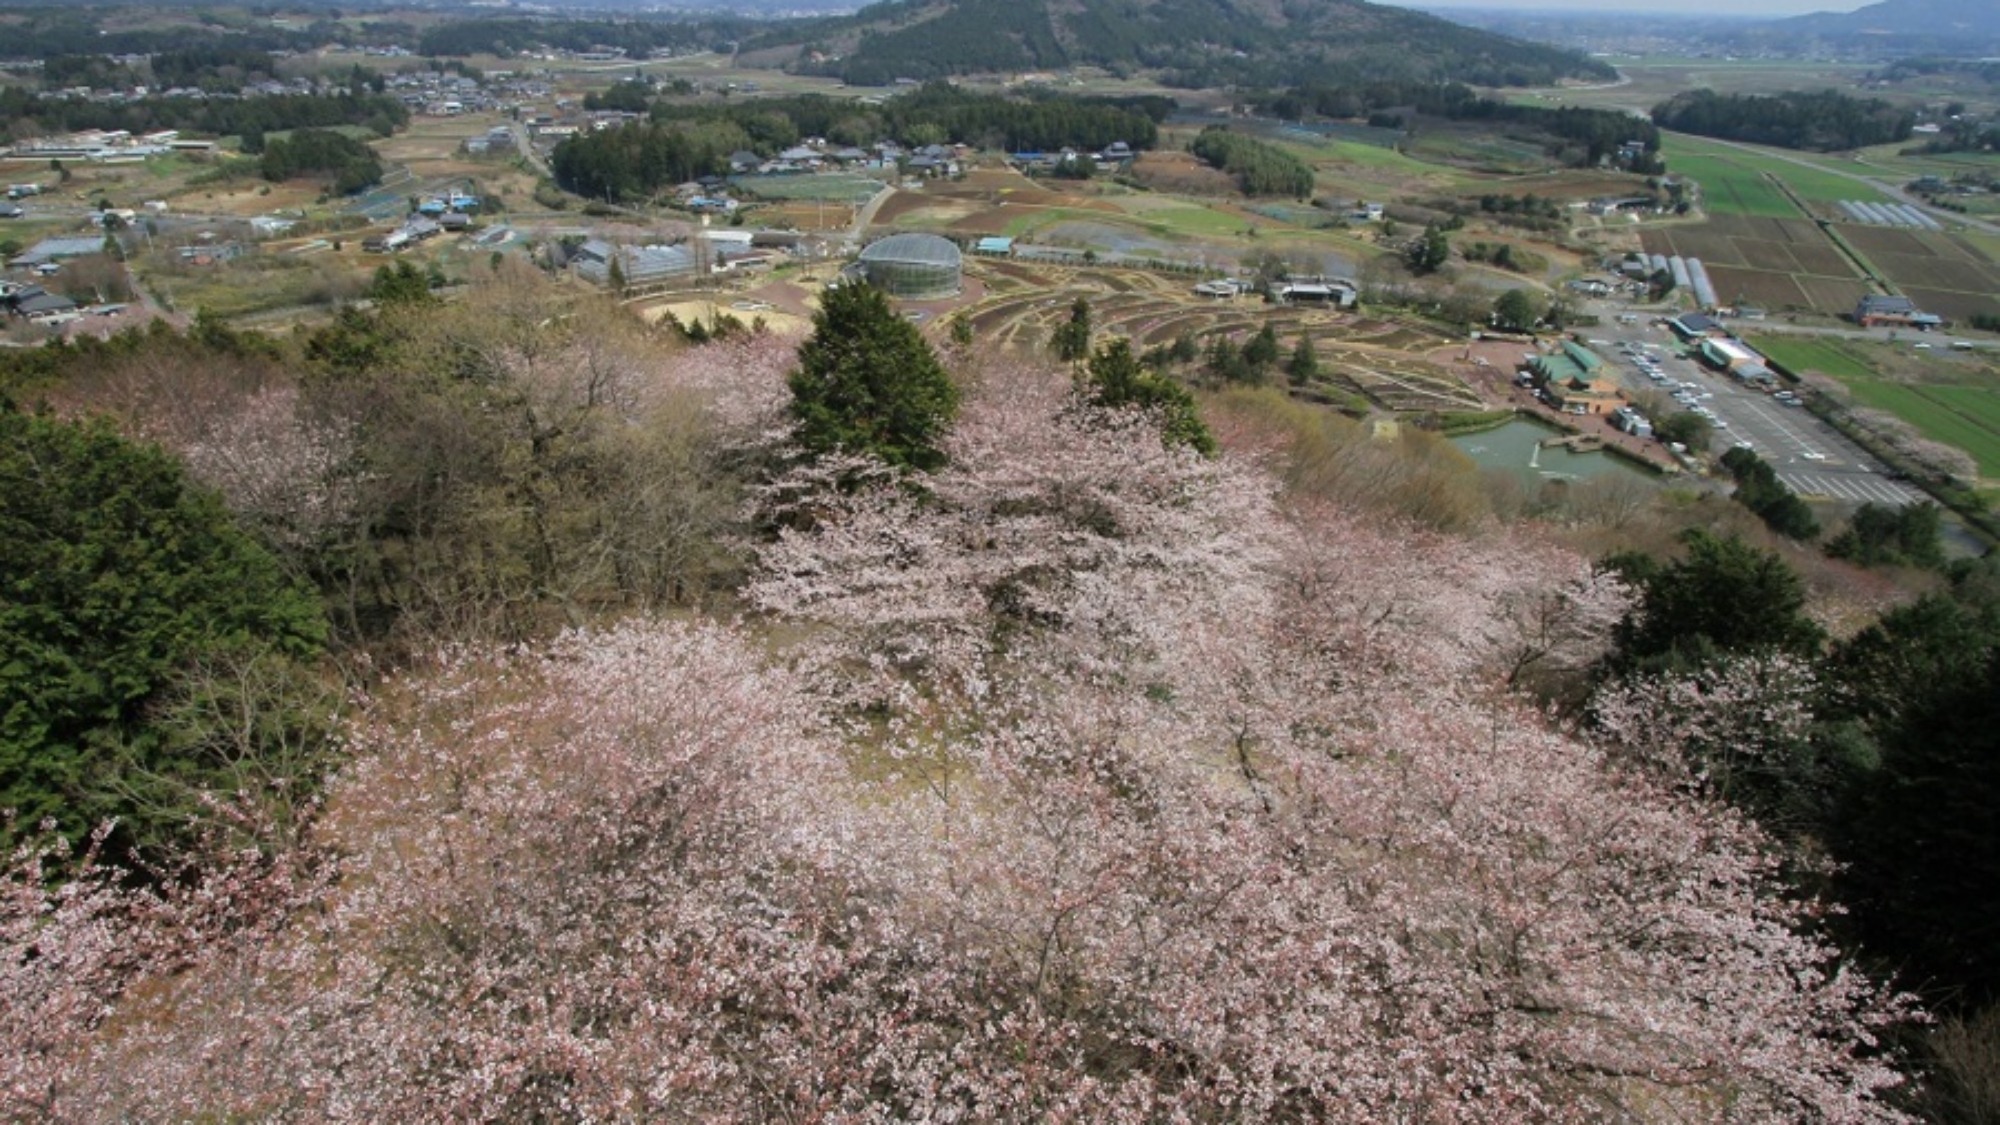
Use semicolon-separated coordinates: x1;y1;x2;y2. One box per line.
1747;0;2000;57
737;0;1615;89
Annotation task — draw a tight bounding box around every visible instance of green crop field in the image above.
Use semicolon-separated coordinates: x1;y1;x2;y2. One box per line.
730;173;887;201
1663;149;1797;218
1141;206;1254;237
1845;379;2000;478
1403;131;1549;173
1662;134;1901;215
1313;139;1440;174
1748;336;1876;380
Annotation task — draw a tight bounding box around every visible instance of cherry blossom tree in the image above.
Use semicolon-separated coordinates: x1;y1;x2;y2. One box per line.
750;357;1284;701
1;812;318;1122
52;349;363;558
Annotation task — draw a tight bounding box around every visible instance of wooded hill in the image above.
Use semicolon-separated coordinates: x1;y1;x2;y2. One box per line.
1650;89;1914;153
739;0;1615;89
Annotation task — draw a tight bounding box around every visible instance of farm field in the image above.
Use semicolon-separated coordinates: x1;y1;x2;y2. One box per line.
1401;130;1552;174
1661;147;1799;219
1642;215;1867;316
1837;226;2000;324
1747;336;1876;380
1536;59;1879;114
940;260;1480;412
1662;134;1898;210
1166;122;1477;200
731;172;888;203
1748;332;2000;480
866;166;1384;278
1847;143;2000;187
1844;379;2000;479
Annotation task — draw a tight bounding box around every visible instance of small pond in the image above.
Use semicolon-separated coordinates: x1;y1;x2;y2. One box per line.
1451;418;1657;485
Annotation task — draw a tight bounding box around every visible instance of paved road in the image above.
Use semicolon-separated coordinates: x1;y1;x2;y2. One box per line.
848;183;894;250
1585;320;1927;508
509;121;553;180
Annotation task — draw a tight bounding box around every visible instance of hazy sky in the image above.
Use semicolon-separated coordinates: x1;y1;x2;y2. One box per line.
1394;0;1873;13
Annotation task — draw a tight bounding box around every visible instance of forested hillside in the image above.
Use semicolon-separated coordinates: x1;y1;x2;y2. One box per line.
3;270;1997;1120
1651;89;1915;152
415;16;748;59
743;0;1614;88
0;89;408;148
1189;127;1316;198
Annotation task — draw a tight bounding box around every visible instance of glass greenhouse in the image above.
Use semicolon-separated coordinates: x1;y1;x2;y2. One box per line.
857;233;962;299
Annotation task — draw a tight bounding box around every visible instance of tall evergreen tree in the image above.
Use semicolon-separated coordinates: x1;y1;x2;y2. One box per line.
1285;334;1319;386
1080;338;1215;456
0;410;326;856
1407;225;1451;275
1606;529;1825;673
1051;296;1093;364
1241;323;1280;382
789;282;960;472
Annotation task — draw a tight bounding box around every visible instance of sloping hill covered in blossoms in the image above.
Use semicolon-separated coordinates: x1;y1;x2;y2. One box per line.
1;273;1931;1119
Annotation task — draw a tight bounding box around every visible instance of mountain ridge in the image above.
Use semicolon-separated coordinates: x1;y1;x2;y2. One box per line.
1755;0;2000;56
737;0;1616;89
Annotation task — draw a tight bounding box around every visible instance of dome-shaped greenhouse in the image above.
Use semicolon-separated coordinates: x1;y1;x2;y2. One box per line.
857;233;963;299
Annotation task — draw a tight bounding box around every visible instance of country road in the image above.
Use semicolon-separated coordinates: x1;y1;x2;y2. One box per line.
510;121;553;180
846;183;896;249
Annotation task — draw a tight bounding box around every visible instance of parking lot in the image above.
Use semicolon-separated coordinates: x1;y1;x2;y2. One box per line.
1590;323;1927;508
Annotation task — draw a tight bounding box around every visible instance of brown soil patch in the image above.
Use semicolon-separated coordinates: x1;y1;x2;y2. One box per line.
1702;266;1811;311
1903;286;2000;323
871;191;986;229
947;208;1024;237
189;181;324;217
1914;231;1993;265
754;200;858;232
1839;226;1933;259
